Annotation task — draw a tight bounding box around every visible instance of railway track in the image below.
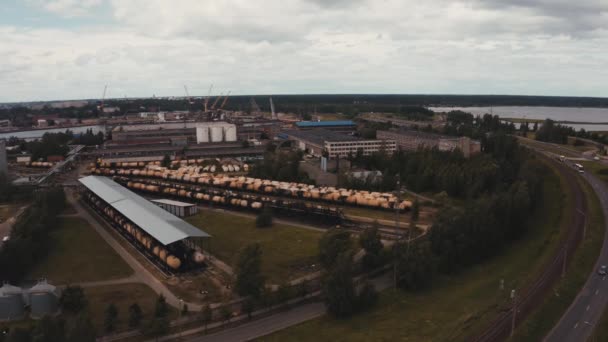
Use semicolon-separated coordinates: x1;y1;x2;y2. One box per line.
471;151;587;341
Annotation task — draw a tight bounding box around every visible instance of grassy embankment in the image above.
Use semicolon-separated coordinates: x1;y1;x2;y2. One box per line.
263;159;574;341
187;210;322;284
511;166;604;340
28;216;133;283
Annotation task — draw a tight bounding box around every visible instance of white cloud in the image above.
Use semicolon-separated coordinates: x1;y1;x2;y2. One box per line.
29;0;104;17
2;0;608;101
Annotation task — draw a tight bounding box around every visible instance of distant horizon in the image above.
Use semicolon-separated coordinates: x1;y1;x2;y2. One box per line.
3;93;608;106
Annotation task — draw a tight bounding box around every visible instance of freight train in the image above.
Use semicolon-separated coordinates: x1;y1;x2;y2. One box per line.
82;191;206;273
112;176;344;224
96;158;248;173
91;165;412;212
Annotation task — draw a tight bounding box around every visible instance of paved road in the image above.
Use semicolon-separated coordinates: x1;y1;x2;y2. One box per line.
178;275;392;342
545;158;608;341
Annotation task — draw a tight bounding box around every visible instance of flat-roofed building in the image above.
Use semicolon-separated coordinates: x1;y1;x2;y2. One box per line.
281;129;396;158
377;129;481;158
152;199;198;217
295;120;357;134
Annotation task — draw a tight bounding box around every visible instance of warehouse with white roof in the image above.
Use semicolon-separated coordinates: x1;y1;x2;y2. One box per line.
79;175;210;272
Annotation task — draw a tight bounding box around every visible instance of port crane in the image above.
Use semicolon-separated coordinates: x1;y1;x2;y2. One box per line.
220;91;231;110
98;85;107;112
210;92;223;110
204;84;213;112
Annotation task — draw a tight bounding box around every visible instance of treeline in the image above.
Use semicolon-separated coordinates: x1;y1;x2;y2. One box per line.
248;148;315;184
0;188;66;282
345;133;525;198
21;132;71;160
534;119;571;144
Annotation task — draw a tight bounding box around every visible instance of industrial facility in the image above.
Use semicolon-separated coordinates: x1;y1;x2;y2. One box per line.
295;120;357;134
377;129;481;158
152;199;199;217
79;175;210;273
281;129;397;158
0;280;60;321
196;122;237;143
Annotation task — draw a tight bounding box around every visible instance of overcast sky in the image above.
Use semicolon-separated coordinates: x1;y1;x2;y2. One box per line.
1;0;607;102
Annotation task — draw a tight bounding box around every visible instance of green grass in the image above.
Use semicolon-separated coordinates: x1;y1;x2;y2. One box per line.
186;210;322;283
85;283;177;334
512;168;604;340
264;160;571;341
28;217;133;283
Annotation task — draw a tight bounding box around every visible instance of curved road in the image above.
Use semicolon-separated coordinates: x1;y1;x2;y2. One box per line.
545;157;608;341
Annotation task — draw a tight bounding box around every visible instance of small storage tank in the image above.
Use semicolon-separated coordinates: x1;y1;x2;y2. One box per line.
210;126;223;142
196;126;210;143
28;280;60;319
224;125;237;142
0;283;25;320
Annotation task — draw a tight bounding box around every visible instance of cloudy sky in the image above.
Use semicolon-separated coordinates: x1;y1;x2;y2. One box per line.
1;0;607;102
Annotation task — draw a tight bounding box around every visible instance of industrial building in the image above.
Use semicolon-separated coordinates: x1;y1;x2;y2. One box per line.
0;280;60;321
377;129;481;158
152;199;199;217
295;120;357;134
196;122;237;143
0;140;7;175
281;129;396;158
79;175;210;272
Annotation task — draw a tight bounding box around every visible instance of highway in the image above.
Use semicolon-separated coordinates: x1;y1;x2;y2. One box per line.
545;158;608;341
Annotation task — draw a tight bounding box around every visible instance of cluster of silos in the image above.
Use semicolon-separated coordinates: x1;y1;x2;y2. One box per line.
0;280;60;321
196;122;237;143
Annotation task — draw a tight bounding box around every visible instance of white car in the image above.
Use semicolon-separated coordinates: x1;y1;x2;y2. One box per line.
1;236;9;243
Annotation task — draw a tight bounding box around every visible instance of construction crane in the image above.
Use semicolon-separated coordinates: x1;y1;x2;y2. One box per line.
98;85;107;112
204;84;213;112
183;85;194;105
220;91;231;109
211;92;223;110
270;97;276;119
250;97;261;116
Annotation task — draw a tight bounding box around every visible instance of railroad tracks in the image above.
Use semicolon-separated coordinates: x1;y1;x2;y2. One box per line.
471;152;587;342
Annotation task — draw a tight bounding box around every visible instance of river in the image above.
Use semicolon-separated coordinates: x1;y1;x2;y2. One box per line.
429;106;608;131
0;125;105;140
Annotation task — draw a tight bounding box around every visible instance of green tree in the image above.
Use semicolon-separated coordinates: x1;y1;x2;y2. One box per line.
322;253;356;318
104;303;118;333
161;155;171;168
220;305;232;326
143;317;169;342
411;198;420;222
318;229;352;269
181;303;189;316
31;316;65;342
359;225;384;271
154;294;169;318
200;304;212;333
394;239;436;291
242;298;255;320
356;280;379;311
60;286;87;314
255;207;273;228
235;243;265;298
128;303;143;328
66;313;95;342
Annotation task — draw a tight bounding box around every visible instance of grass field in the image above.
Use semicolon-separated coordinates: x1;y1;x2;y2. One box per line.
0;204;19;223
342;205;435;226
187;210;322;283
28;217;133;283
264;160;572;341
511;171;604;340
85;283;176;334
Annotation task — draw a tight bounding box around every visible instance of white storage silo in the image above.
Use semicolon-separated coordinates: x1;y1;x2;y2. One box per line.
0;283;25;320
210;126;223;142
196;125;210;143
224;124;237;142
29;280;60;319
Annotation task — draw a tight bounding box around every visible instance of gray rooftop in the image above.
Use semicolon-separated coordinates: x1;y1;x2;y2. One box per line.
79;176;210;245
283;129;360;145
152;199;197;207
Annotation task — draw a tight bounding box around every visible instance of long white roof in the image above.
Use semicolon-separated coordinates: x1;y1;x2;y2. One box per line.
79;175;210;245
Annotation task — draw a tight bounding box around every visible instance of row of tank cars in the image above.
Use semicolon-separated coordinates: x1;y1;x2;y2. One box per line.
0;280;60;321
98;158;248;173
90;164;413;212
83;191;206;273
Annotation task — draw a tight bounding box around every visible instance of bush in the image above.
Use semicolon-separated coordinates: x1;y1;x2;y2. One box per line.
255;207;273;228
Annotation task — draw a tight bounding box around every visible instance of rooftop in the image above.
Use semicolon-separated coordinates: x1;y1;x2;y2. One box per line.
152;199;197;207
295;120;355;127
282;129;360;145
79;176;210;245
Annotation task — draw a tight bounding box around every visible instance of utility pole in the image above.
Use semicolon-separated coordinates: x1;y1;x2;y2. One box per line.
511;289;517;337
393;176;400;289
